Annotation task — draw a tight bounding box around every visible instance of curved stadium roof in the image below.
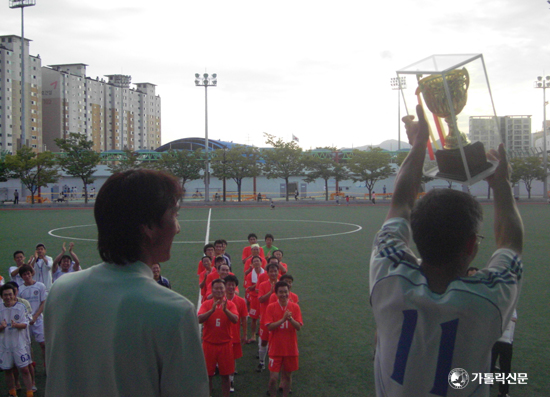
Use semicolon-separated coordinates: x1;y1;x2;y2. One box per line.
156;138;251;152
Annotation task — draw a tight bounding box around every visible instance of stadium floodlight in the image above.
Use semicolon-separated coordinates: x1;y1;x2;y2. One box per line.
390;77;407;151
195;72;217;202
534;76;549;199
10;0;36;149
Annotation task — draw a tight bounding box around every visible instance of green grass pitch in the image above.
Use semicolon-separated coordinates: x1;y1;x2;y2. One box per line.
0;201;548;396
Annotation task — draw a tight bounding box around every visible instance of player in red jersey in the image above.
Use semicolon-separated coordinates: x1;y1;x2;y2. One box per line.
264;281;303;397
244;256;264;343
242;235;265;265
256;263;280;372
243;245;267;277
268;274;299;305
197;244;216;274
198;256;214;302
272;250;288;275
198;279;238;397
224;275;247;393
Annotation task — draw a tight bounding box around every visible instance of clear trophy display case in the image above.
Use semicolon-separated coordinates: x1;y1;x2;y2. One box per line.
396;54;500;185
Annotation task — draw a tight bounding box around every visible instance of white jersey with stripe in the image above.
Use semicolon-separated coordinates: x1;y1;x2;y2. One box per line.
0;302;30;351
370;218;522;397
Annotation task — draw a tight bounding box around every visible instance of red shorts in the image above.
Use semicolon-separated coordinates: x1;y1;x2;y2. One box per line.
249;297;260;319
259;322;269;342
268;356;299;373
202;341;235;376
233;342;243;360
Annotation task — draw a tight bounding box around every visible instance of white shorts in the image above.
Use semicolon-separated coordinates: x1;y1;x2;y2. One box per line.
0;348;32;370
29;317;45;343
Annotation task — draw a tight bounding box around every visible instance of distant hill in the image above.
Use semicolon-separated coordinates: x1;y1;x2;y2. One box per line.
343;139;411;151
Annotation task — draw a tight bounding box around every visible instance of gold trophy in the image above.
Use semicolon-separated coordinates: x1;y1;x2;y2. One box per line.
417;68;492;181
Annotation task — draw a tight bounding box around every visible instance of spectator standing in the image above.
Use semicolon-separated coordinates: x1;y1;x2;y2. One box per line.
44;169;209;396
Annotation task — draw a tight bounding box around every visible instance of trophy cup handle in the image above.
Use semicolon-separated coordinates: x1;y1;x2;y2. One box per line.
463;68;470;91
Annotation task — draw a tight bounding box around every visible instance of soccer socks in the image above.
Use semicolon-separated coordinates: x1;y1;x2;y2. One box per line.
259;344;268;364
8;389;17;396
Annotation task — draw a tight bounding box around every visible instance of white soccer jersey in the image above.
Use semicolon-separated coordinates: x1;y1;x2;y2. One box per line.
370;218;522;397
0;302;30;351
8;266;24;287
19;282;48;316
34;256;53;291
52;266;75;283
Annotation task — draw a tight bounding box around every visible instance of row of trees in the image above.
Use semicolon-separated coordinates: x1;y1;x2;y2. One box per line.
1;132;548;203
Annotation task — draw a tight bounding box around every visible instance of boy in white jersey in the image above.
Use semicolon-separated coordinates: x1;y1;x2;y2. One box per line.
17;265;47;369
369;105;523;397
51;242;81;283
0;284;34;397
27;244;53;292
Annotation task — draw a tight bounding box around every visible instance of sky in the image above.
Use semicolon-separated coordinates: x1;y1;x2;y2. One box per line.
3;0;550;150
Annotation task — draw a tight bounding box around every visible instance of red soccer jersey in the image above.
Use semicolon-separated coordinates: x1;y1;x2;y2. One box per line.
269;291;299;305
244;268;265;298
200;268;218;298
227;295;248;343
264;301;303;357
197;256;215;275
257;271;273;286
242;246;265;262
205;271;236;299
257;280;277;319
243;256;267;275
279;262;288;275
198;299;238;344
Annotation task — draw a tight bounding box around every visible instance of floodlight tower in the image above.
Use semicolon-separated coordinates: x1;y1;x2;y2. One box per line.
390;76;407;151
195;72;217;202
9;0;36;149
534;76;549;199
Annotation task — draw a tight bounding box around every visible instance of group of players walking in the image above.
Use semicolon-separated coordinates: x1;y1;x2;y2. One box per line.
196;234;302;397
0;242;81;396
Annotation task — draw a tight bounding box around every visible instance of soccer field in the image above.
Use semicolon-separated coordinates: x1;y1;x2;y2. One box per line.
0;201;549;396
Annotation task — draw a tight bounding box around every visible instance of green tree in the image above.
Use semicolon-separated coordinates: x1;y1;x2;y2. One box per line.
303;148;349;201
0;161;9;183
210;145;262;202
347;147;393;200
261;133;304;201
55;133;101;203
0;150;10;182
5;146;60;204
107;149;153;174
157;149;203;198
510;156;547;199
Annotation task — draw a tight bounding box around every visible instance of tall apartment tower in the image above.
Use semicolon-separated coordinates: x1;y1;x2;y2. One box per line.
469;115;531;155
0;35;42;153
42;66;161;152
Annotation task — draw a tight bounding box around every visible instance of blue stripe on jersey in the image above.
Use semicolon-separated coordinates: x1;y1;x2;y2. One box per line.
390;309;418;385
459;256;522;288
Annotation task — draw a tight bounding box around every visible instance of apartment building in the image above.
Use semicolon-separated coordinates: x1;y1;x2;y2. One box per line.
42;66;161;152
469;115;531;155
0;35;42;152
